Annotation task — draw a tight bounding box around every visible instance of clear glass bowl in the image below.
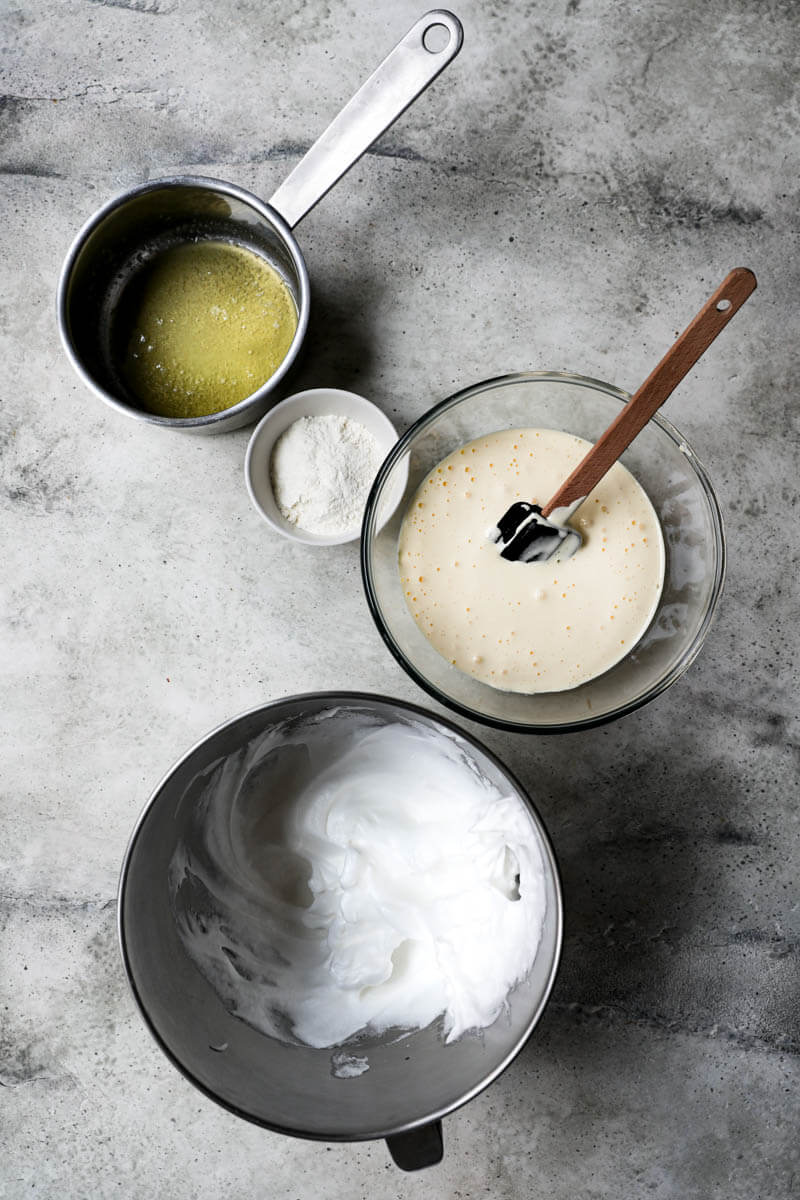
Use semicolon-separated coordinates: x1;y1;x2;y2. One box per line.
361;372;726;733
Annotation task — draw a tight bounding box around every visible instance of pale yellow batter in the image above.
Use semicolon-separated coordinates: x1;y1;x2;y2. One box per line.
398;428;665;694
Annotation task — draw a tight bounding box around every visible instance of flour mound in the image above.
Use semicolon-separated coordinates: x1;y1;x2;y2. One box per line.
270;413;383;536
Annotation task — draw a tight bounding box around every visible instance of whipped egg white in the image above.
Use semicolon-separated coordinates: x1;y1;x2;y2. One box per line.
170;709;547;1048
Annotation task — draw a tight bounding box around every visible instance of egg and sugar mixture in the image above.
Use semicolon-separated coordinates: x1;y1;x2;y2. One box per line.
399;427;665;694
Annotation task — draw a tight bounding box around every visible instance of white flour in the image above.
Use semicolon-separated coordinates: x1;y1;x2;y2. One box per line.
270;414;383;537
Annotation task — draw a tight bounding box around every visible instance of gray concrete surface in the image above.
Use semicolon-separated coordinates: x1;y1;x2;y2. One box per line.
1;0;798;1196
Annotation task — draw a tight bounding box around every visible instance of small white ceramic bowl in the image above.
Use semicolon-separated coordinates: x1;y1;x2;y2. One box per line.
244;387;400;545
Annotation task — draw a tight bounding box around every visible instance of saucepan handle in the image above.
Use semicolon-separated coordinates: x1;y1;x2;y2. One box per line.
385;1120;444;1171
268;11;463;229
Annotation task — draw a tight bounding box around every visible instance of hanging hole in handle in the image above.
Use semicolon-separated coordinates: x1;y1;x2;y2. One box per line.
716;298;732;312
423;23;451;53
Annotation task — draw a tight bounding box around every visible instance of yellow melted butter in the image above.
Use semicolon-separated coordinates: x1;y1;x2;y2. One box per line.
118;240;298;419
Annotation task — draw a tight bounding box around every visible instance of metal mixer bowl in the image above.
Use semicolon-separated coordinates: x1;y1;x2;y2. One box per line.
117;692;562;1170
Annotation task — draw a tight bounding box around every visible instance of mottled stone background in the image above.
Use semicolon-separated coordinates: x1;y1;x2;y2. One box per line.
1;0;798;1196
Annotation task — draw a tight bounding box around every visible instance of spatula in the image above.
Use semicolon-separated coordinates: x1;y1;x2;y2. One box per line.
491;267;757;563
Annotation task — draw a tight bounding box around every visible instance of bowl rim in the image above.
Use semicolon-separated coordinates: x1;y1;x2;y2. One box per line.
117;689;564;1143
244;387;400;544
360;369;727;734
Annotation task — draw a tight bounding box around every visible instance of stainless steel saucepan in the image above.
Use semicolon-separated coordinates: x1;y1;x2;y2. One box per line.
57;11;463;433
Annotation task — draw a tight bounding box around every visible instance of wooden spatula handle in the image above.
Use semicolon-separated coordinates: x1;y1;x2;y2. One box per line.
542;267;757;518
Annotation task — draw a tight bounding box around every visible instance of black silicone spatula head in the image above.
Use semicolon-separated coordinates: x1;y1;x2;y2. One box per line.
489;502;581;563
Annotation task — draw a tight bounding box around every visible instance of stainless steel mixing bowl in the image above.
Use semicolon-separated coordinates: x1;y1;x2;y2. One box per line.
118;692;562;1170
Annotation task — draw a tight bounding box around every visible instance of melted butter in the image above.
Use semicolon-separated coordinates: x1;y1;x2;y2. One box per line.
117;240;298;419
